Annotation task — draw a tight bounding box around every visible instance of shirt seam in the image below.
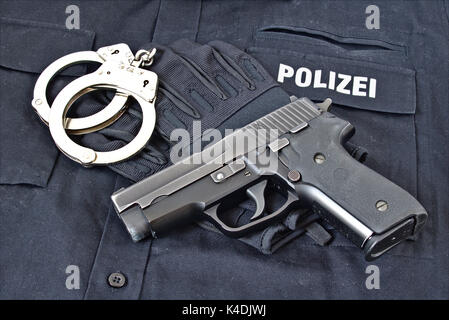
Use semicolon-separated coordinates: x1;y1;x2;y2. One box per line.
82;174;120;300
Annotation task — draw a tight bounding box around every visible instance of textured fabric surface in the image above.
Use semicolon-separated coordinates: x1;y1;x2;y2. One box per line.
0;0;448;299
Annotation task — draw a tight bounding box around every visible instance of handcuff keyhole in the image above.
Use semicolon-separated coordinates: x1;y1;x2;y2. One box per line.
112;50;119;55
143;80;149;87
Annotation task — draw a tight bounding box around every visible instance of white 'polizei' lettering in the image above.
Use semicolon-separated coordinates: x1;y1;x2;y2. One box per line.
277;64;377;98
277;63;294;83
295;67;312;87
313;70;327;88
336;73;352;95
353;76;368;97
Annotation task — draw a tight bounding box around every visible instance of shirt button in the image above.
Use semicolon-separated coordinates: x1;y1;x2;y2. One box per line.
108;272;126;288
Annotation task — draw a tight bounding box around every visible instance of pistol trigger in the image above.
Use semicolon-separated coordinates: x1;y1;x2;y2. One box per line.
246;180;268;221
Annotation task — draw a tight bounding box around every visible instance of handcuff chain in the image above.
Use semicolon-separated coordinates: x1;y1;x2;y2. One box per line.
133;48;157;67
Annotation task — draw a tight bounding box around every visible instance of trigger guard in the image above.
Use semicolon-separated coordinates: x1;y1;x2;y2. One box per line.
203;190;300;238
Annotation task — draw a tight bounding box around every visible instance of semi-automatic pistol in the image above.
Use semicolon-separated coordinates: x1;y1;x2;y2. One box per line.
111;97;427;260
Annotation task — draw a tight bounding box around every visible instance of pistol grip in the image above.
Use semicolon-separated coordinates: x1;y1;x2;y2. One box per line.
283;112;427;259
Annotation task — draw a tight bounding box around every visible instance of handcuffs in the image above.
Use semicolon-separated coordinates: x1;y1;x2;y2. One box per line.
32;44;159;166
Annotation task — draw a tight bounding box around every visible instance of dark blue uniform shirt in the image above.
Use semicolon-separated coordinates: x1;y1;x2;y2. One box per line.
0;0;448;299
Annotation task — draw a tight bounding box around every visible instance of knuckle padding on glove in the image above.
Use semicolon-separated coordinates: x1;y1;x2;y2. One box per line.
149;40;277;143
